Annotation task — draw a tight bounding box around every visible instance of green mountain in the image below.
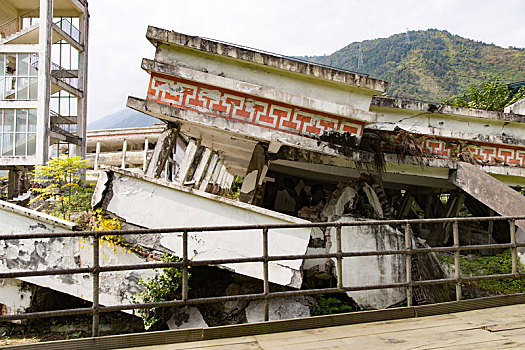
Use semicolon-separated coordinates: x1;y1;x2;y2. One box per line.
88;109;158;130
299;29;525;102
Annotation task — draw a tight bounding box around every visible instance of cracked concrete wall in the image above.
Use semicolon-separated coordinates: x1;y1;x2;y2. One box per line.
369;106;525;147
94;169;312;288
329;216;406;309
0;278;32;314
0;200;155;314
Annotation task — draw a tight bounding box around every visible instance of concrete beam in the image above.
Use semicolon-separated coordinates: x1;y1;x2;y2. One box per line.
0;44;38;53
175;138;198;184
146;26;388;94
126;96;374;164
141;58;377;123
450;162;525;231
192;147;212;188
199;153;219;192
51;23;83;52
51;76;83;97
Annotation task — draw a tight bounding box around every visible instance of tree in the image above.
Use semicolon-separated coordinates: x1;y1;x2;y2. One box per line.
31;156;93;222
442;78;525;112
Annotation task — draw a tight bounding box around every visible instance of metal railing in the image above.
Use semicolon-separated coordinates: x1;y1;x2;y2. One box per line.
54;18;80;43
0;7;40;40
31;54;79;90
1;215;525;338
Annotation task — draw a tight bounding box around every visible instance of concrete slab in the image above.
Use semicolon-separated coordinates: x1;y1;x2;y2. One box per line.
94;168;312;288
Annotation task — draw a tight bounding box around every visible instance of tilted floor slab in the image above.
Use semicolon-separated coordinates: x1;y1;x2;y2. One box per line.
93;168;312;289
0;200;155;314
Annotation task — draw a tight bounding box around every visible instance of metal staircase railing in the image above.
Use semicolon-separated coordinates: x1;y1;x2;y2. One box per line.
0;7;40;40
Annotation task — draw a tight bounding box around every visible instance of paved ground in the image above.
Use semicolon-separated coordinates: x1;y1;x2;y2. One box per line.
129;304;525;349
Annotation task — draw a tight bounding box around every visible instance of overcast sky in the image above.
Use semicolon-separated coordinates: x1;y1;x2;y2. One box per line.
86;0;525;123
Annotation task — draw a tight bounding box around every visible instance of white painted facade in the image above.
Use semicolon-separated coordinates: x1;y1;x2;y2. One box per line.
0;0;89;171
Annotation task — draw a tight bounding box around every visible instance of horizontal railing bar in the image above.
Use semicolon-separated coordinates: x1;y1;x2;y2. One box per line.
0;267;91;279
2;240;523;279
1;215;525;240
0;307;93;321
3;271;525;322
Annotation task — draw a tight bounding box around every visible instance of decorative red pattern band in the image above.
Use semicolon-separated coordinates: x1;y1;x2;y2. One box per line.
146;73;524;168
422;138;525;168
146;73;364;138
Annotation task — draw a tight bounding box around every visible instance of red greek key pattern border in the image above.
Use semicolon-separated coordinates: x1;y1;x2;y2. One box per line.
422;138;525;168
146;73;364;138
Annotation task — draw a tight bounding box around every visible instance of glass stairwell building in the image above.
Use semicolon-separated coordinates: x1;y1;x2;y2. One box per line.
0;0;88;197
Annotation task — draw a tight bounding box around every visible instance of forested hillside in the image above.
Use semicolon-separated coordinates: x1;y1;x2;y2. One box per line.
299;29;525;102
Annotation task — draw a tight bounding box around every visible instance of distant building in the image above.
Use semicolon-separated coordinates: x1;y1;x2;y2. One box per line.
0;0;88;197
86;125;186;180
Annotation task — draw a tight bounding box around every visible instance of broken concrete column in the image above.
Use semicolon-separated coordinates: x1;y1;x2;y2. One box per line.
145;122;180;178
192;147;212;189
239;143;269;204
7;169;20;199
199;153;219;192
174;138;198;184
121;139;128;169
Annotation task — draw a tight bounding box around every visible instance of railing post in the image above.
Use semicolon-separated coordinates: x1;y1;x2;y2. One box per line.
336;225;343;291
182;231;189;302
405;222;413;307
92;232;100;337
510;219;517;275
453;221;462;301
262;228;269;321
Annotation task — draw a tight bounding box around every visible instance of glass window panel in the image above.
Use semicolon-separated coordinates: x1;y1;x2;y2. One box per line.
29;55;38;76
0;132;2;154
27;133;36;156
60;99;69;116
2;133;13;156
3;110;14;132
15;133;26;156
50;97;59;112
29;77;38;100
0;55;4;77
61;47;70;69
16;78;28;100
18;54;29;76
0;78;4;100
16;110;27;132
70;98;78;115
28;110;37;132
70;50;78;70
4;77;15;99
6;55;16;76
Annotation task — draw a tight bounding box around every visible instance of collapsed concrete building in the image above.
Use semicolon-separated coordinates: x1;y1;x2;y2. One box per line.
2;24;525;327
101;26;521;313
